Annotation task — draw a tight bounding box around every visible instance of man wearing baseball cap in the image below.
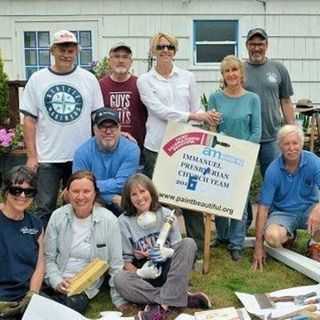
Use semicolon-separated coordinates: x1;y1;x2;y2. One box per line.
244;27;295;178
20;30;104;227
99;42;147;155
73;107;140;216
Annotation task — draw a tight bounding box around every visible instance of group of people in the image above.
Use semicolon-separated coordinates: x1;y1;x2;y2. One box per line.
0;167;211;320
1;26;320;320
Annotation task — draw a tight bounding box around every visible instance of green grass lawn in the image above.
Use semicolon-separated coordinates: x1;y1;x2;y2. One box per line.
1;165;314;319
85;230;315;318
86;167;315;318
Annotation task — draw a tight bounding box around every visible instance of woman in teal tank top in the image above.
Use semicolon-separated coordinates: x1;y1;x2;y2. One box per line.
208;55;261;261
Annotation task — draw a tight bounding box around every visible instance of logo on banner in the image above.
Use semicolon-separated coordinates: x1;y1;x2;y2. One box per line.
163;132;244;167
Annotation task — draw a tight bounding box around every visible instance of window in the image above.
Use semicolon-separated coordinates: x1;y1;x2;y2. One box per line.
71;31;93;71
193;20;238;65
23;30;93;79
24;31;50;79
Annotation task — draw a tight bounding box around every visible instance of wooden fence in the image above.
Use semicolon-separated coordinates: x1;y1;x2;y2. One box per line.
7;80;26;128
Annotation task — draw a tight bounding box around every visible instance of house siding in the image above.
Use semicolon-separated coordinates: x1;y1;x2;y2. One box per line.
0;0;319;104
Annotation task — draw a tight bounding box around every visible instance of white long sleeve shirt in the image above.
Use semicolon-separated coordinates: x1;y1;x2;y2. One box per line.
137;65;200;152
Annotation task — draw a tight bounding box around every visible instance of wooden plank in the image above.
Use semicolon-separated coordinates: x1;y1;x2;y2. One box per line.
243;237;255;248
67;259;108;296
264;245;320;282
203;212;212;274
8;80;26;127
244;237;320;282
310;113;316;151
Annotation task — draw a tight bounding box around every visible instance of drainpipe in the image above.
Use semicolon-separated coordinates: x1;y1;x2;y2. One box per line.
256;0;267;27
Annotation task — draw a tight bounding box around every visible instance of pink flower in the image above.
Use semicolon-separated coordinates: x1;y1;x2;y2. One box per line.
0;128;14;147
0;126;23;154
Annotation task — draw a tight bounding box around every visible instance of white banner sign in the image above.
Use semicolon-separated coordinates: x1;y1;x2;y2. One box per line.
153;122;259;220
22;294;129;320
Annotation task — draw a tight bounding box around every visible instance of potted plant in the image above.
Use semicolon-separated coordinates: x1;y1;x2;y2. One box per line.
90;57;110;79
0;125;26;182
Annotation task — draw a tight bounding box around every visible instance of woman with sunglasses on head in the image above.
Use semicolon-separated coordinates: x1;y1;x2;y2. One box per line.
44;170;127;314
137;32;215;255
0;166;44;320
114;174;211;320
208;55;261;261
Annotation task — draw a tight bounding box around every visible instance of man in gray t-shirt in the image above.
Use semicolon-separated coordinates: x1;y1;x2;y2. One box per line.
244;28;295;177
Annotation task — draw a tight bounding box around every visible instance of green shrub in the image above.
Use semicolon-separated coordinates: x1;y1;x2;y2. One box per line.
90;57;110;79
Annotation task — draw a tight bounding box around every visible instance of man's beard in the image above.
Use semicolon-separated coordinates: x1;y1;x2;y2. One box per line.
113;67;129;74
96;137;118;152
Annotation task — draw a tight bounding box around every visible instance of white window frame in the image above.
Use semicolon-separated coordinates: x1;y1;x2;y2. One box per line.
193;20;239;67
70;30;93;71
15;20;98;80
24;31;51;79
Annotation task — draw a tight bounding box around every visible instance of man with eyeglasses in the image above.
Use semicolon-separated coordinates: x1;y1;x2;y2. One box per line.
20;30;103;227
99;42;147;155
244;28;295;178
73;107;140;217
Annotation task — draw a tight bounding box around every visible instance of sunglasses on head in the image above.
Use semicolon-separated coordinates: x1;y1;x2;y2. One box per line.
156;44;175;51
8;186;37;198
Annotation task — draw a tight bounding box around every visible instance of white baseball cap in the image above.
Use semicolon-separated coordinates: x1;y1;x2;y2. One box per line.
109;42;132;55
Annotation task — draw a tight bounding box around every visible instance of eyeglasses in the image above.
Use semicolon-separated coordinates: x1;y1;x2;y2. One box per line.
8;186;37;198
110;54;131;60
156;44;175;51
97;123;119;132
247;41;267;48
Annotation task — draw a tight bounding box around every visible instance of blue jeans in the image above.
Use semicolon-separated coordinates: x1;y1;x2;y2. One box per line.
182;209;204;256
43;285;89;314
246;141;279;228
142;148;158;179
258;140;280;178
214;202;249;251
34;162;72;228
104;202;125;217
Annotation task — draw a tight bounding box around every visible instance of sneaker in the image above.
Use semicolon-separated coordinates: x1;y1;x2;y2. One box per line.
230;249;241;261
282;231;297;249
135;304;170;320
187;291;212;309
307;243;320;262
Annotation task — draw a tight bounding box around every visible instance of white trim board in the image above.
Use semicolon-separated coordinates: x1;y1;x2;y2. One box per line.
244;237;320;283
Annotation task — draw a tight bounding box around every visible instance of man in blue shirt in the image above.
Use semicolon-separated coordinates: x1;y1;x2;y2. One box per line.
253;125;320;270
73;107;140;216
